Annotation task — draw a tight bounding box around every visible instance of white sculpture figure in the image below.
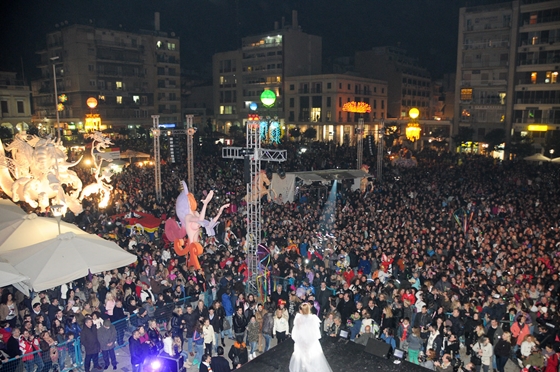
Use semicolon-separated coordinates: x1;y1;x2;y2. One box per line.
0;133;83;215
79;132;114;209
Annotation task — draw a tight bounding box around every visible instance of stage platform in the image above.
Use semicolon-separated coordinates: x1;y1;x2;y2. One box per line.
238;338;429;372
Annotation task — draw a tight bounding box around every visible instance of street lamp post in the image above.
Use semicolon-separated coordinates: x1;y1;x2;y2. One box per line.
50;56;61;141
51;204;64;235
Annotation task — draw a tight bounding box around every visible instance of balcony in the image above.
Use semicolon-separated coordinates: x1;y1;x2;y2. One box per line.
463;41;510;50
515;97;560;104
298;88;322;94
460;80;507;86
462;61;509;68
518;58;560;66
95;39;145;51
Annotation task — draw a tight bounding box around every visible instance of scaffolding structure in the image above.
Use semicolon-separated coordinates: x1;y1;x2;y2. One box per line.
151;115;162;200
222;118;287;293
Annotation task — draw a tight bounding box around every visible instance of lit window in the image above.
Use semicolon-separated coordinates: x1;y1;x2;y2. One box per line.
531;36;538;45
545;71;551;83
116;96;123;104
531;72;537;84
98;95;105;101
552;72;558;84
167;43;176;50
116;81;122;89
460;88;473;101
133;95;140;104
156;41;162;49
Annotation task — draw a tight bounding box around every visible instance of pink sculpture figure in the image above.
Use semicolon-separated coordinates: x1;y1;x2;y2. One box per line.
164;181;228;269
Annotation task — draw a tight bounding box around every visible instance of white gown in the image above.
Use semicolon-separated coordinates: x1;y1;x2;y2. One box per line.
289;313;333;372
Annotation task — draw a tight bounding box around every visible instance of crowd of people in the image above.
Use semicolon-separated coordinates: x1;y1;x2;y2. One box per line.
0;139;560;372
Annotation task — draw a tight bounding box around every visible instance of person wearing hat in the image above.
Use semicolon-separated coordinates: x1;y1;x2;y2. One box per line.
97;318;118;370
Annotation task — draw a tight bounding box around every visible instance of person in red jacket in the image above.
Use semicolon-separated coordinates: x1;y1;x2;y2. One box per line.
544;344;559;372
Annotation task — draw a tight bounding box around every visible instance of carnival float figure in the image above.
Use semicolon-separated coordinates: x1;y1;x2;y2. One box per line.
359;164;373;194
79;132;114;209
0;133;83;214
243;169;275;202
165;181;229;270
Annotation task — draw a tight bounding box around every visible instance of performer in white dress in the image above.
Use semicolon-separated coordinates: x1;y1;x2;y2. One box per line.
289;302;333;372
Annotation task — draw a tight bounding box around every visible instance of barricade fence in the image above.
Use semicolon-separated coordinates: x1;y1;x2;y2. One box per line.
1;296;194;372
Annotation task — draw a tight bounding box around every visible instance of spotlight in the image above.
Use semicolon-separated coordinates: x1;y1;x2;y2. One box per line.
150;360;162;370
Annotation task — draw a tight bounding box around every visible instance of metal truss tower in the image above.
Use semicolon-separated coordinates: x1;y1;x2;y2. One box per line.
186;115;196;193
151;115;162;200
222;116;287;293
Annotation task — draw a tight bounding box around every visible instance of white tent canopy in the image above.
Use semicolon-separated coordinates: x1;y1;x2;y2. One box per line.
0;231;137;292
120;150;151;159
0;259;29;288
524;153;551;162
0;213;87;254
0;199;27;224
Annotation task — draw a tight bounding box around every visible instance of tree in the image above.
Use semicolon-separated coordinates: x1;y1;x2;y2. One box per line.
0;126;12;140
507;132;534;158
289;127;301;141
452;127;474;147
484;128;506;151
229;124;242;137
302;127;317;141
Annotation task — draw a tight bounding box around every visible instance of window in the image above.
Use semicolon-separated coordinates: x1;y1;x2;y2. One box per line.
460;88;473;101
141;96;148;105
169;93;177;101
326;97;331;107
327;83;332;89
1;101;9;114
381;100;384;109
17;101;24;114
116;81;123;90
168;68;176;76
116;96;123;104
289;84;295;91
88;64;94;71
167;43;176;50
289;98;294;108
382;88;385;94
348;84;351;90
158;104;165;112
553;72;559;83
133;95;140;104
158;80;165;88
373;100;377;109
89;80;96;86
531;72;537;84
339;97;342;107
157;67;165;75
98;80;105;89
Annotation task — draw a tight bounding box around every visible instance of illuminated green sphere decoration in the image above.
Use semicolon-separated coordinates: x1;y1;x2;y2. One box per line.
260;90;276;107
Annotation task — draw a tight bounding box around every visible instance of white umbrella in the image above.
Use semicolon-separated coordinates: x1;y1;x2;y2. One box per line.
0;198;26;224
0;231;137;292
551;157;560;163
524;153;551;162
0;259;29;288
0;213;87;253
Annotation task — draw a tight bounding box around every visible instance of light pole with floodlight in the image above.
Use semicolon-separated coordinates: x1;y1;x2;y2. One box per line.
50;56;61;141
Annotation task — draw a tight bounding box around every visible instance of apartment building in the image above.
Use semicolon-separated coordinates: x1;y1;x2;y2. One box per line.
212;11;321;134
32;14;180;132
355;46;432;120
455;0;560;149
284;74;387;143
0;72;32;134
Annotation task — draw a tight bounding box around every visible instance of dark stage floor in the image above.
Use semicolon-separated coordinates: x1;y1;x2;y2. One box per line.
238;338;429;372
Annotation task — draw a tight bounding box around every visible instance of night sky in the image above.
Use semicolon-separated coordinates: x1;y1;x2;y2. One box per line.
0;0;470;81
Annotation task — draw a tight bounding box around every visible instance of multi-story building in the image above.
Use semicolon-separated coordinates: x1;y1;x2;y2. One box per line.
454;2;518;144
355;46;432;120
212;11;322;134
455;0;560;150
0;72;32;134
513;0;560;146
284;74;387;143
31;14;181;133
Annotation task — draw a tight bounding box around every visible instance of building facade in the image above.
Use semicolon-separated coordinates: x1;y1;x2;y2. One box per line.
212;11;322;134
454;0;560;150
284;74;387;143
355;46;432;120
32;16;180;133
0;72;32;134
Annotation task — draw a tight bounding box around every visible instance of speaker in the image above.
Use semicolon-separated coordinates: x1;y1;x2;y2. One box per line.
244;156;251;184
365;338;391;359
